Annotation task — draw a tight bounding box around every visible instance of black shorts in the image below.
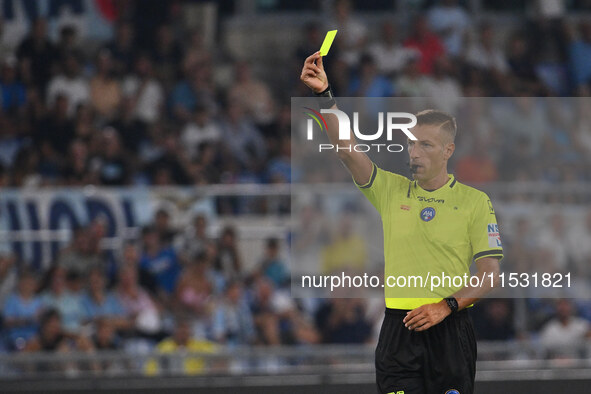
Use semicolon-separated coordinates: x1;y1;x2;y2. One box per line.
375;307;477;394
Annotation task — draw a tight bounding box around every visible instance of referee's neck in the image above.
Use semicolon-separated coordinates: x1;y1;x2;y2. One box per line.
416;170;450;191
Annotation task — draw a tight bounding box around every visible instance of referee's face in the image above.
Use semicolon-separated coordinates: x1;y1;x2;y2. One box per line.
407;124;454;181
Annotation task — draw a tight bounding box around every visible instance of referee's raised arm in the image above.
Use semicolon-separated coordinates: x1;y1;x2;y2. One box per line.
300;51;373;185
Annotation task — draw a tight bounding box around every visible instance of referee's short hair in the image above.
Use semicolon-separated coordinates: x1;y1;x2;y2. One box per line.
415;109;457;143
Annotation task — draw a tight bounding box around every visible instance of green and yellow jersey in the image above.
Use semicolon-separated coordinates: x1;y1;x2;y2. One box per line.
355;163;503;309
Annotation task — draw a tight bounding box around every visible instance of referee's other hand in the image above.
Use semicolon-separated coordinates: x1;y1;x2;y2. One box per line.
403;301;451;331
301;52;329;94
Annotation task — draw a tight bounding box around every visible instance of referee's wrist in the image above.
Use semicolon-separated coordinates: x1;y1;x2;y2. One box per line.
444;297;459;314
313;84;336;109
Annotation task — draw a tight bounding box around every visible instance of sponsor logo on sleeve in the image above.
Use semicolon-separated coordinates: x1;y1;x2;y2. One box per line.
487;223;502;248
487;199;495;214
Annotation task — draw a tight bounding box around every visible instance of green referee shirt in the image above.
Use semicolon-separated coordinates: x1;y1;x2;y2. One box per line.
355;163;503;309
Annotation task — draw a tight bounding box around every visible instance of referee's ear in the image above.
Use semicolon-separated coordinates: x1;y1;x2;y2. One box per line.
443;142;455;160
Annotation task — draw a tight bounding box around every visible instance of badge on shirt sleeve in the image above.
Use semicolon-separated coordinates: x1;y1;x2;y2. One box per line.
487;223;502;247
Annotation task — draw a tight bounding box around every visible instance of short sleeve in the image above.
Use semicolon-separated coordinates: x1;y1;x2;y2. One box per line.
469;192;504;262
354;162;408;214
353;163;387;214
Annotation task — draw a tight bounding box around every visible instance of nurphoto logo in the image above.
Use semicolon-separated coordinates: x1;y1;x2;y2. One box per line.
303;108;417;153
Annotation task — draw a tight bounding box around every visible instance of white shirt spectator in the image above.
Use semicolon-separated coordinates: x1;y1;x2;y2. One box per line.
327;17;367;66
181;120;222;160
427;2;471;57
122;76;164;124
421;75;462;114
368;42;420;76
465;44;508;73
540;316;589;354
47;75;90;116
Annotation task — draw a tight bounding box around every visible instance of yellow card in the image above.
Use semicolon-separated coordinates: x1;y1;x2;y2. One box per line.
319;30;338;56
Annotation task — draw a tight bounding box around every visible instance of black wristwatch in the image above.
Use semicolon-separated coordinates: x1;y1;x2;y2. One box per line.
444;297;459;314
313;84;336;109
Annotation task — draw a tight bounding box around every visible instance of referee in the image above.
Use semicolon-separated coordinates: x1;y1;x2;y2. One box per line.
301;52;503;394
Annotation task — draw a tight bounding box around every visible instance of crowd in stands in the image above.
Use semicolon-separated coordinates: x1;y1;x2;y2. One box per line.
0;0;590;369
1;205;590;367
0;0;589;188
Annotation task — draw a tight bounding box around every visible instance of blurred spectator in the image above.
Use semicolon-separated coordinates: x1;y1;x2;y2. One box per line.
266;137;292;185
175;253;214;318
115;264;163;338
212;280;255;346
496;97;548;155
145;317;217;375
421;57;462;114
249;277;316;345
213;226;242;280
122;54;165;125
109;97;148;155
16;18;57;92
150;24;182;89
23;308;82;351
257;238;289;288
454;136;499;183
57;226;104;277
348;53;394;97
183;29;211;68
569;21;591;95
3;271;43;350
180;104;221;161
228;61;276;126
72;103;97;141
219;101;266;170
506;33;543;91
47;54;90;117
92;318;121;351
40;267;85;335
146;132;191;185
191;142;221;184
105;21;136;77
0;57;26;113
154;208;176;246
404;15;446;74
23;308;97;373
536;213;573;272
81;268;130;331
24;308;95;356
427;0;471;57
139;226;181;296
539;299;591;358
315;298;371;344
91;128;130;185
0;252;17;307
321;216;367;275
251;277;286;345
368;21;420;78
63;139;92;185
170;64;216;123
90;50;122;120
56;25;83;65
35;94;75;157
465;23;509;75
179;214;213;263
295;22;324;63
473;299;516;341
395;58;425;97
329;0;368;66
